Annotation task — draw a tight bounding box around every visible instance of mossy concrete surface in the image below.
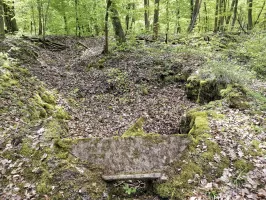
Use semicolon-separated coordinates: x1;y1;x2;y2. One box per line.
72;135;190;175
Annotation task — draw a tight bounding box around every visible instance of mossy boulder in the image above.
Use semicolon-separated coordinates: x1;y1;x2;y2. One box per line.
220;84;250;110
186;75;226;104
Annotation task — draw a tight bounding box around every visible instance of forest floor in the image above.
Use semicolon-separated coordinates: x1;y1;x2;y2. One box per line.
0;34;266;200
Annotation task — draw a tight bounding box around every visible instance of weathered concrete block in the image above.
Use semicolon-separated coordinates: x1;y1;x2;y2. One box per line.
71;135;190;175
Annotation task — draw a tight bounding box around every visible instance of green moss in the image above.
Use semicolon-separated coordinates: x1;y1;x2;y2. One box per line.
188;111;210;137
0;70;19;93
20;140;33;157
39;90;56;104
221;84;250;109
141;86;149;95
186;75;225;104
122;117;146;137
36;169;52;194
186;76;201;102
44;120;62;140
54;106;70;119
233;159;254;173
156;161;202;198
54;138;76;151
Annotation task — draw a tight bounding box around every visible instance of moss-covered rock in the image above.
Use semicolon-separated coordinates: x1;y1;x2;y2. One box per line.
185;75;226;104
221;84;250;110
185;76;201;102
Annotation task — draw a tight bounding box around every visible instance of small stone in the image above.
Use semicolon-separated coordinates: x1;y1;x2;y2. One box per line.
258;189;266;198
37;127;45;135
41;153;48;161
13;174;20;180
188;179;193;184
24;183;31;188
160;174;168;181
13;187;20;192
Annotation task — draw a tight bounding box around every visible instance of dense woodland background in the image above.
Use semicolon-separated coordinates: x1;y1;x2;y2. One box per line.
0;0;266;43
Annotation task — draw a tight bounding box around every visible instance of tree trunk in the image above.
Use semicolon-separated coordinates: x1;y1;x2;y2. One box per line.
125;3;135;34
37;0;42;36
226;0;236;25
31;5;37;36
63;13;69;35
175;0;181;34
75;0;81;37
214;0;219;32
218;0;225;31
43;0;51;40
247;0;253;30
188;0;202;33
153;0;160;40
3;1;18;33
190;0;194;22
203;1;208;32
110;1;126;43
254;0;266;26
165;0;169;43
231;0;238;30
0;0;5;39
144;0;150;31
103;0;112;54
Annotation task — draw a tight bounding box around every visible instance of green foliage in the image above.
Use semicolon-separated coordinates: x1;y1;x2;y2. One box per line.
235;33;266;77
123;184;137;195
199;60;255;86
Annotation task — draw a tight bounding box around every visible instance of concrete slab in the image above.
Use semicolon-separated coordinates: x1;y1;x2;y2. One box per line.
71;135;190;176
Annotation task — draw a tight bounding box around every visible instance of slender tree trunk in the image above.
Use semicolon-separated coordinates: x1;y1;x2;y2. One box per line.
175;0;181;34
188;0;202;33
190;0;194;22
103;0;112;54
165;0;169;43
231;0;238;29
226;0;236;25
153;0;160;40
254;0;266;26
214;0;219;32
144;0;150;31
125;3;135;34
75;0;80;37
204;1;208;32
126;4;130;32
218;0;225;31
37;0;42;36
31;5;37;36
110;1;126;43
247;0;253;30
63;13;69;35
43;0;51;39
0;0;5;39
